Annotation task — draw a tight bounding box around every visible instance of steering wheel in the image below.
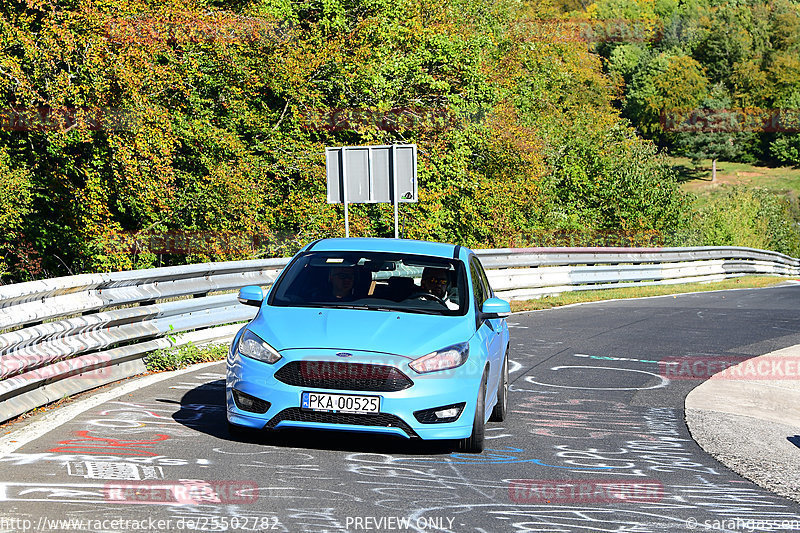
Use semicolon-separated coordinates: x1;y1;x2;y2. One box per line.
406;291;447;306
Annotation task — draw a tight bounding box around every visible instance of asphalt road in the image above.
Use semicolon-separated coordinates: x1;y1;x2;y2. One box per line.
2;285;800;533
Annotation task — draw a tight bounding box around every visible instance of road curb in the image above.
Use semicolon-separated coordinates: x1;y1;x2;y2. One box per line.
685;344;800;503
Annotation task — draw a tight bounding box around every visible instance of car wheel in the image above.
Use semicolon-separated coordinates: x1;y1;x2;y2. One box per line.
458;370;487;453
490;349;509;422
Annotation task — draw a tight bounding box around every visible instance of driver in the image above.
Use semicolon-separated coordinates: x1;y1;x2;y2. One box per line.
420;267;458;309
327;266;356;300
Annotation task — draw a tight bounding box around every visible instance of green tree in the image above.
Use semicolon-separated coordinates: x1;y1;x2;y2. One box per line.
770;133;800;166
673;85;760;181
0;146;36;279
0;0;704;281
624;52;709;136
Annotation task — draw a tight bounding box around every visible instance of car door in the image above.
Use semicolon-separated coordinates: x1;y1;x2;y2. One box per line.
476;257;506;386
469;256;502;405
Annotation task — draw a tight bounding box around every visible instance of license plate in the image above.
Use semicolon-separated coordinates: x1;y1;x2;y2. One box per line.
301;392;380;414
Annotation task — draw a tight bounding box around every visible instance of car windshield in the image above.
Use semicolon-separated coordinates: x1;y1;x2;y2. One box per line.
269;251;468;316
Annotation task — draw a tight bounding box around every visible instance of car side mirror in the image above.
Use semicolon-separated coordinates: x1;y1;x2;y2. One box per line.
481;297;510;318
237;285;264;307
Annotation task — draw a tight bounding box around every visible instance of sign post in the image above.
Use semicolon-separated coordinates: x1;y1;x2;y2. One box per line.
326;144;417;238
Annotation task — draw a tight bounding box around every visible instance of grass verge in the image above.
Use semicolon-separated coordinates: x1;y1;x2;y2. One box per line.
671;156;800;200
510;276;792;312
144;342;228;372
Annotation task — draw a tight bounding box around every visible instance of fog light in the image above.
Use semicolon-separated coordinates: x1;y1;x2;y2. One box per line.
413;403;465;424
435;407;460;419
232;389;270;414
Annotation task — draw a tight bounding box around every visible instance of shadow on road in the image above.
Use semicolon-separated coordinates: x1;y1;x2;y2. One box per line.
164;379;456;455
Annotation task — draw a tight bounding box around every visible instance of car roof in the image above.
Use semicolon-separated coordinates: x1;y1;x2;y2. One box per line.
304;238;470;260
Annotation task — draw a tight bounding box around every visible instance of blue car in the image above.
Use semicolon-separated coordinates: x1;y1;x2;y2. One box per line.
226;238;511;452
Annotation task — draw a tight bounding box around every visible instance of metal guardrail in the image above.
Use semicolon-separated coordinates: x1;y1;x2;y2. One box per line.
0;246;797;423
477;247;799;300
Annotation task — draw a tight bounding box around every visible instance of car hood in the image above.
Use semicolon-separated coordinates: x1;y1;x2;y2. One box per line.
248;306;474;358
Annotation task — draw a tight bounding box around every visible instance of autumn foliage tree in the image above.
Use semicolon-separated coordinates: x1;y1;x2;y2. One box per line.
0;0;688;282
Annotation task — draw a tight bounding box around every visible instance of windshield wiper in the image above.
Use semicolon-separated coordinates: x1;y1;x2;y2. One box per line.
301;303;443;315
311;304;370;310
321;304;404;313
361;305;400;312
398;308;442;315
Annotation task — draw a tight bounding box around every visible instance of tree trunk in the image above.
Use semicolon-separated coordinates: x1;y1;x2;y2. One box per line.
711;159;717;182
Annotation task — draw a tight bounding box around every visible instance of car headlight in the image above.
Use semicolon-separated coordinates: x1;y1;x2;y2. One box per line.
409;342;469;374
238;329;282;364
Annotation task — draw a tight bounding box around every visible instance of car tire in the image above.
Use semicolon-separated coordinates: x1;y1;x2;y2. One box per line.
490;349;509;422
458;370;487;453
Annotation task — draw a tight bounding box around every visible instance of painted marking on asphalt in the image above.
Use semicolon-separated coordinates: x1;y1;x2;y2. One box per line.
574;353;660;364
397;447;613;468
0;361;225;459
525;366;669;391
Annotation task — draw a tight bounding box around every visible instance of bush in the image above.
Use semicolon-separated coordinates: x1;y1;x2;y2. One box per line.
770;134;800;166
541;123;689;237
679;187;800;256
144;342;228;372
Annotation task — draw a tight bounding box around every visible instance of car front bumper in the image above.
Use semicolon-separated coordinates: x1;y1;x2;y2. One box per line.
226;348;483;440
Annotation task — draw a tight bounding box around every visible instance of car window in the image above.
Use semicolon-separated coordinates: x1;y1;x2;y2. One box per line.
475;257;493;298
469;258;487;310
269;251;467;316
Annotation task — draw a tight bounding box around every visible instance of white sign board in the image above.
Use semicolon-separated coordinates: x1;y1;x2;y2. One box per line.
325;144;418;237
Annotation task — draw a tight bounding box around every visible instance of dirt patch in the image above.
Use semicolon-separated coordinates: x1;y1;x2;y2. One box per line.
736;171;766;177
682;172;743;191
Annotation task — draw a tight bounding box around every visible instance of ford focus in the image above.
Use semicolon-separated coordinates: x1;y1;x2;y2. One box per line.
226;238;511;452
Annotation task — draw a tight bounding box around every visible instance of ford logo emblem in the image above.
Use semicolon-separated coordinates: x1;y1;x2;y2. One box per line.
336;352;353;358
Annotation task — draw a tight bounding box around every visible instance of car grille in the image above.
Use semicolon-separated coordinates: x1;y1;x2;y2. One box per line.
266;408;418;438
274;361;413;392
